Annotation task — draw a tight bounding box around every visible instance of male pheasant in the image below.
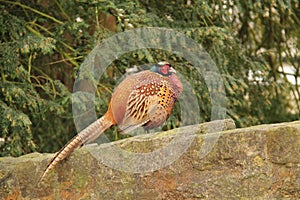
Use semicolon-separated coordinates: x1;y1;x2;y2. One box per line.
39;61;183;182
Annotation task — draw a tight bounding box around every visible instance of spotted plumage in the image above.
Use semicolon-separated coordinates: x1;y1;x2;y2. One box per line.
39;61;182;183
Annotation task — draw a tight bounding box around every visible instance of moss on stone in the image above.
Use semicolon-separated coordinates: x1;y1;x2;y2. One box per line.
1;119;300;199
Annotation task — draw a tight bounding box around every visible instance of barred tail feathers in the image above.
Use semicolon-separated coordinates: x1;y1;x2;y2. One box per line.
38;115;113;183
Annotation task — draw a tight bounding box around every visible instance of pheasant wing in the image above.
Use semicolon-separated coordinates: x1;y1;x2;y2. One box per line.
118;81;161;134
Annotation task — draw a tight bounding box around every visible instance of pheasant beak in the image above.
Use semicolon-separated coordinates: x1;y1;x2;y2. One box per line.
169;67;176;74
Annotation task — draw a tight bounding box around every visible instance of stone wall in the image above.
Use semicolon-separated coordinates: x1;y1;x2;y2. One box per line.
1;119;299;199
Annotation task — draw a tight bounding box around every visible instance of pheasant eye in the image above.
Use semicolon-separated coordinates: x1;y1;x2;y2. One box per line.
160;65;170;75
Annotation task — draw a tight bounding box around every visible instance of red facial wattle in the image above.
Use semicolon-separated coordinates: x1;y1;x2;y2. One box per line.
160;64;170;75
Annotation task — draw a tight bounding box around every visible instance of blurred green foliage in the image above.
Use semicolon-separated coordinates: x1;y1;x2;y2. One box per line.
0;0;299;156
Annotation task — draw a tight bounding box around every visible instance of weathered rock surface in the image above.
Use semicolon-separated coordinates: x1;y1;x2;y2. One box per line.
1;119;300;199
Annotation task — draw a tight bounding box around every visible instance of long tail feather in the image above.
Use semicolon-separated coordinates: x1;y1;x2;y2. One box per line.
38;115;113;183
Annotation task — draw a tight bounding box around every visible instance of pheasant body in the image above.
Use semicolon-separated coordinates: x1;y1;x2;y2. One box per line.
39;62;182;182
